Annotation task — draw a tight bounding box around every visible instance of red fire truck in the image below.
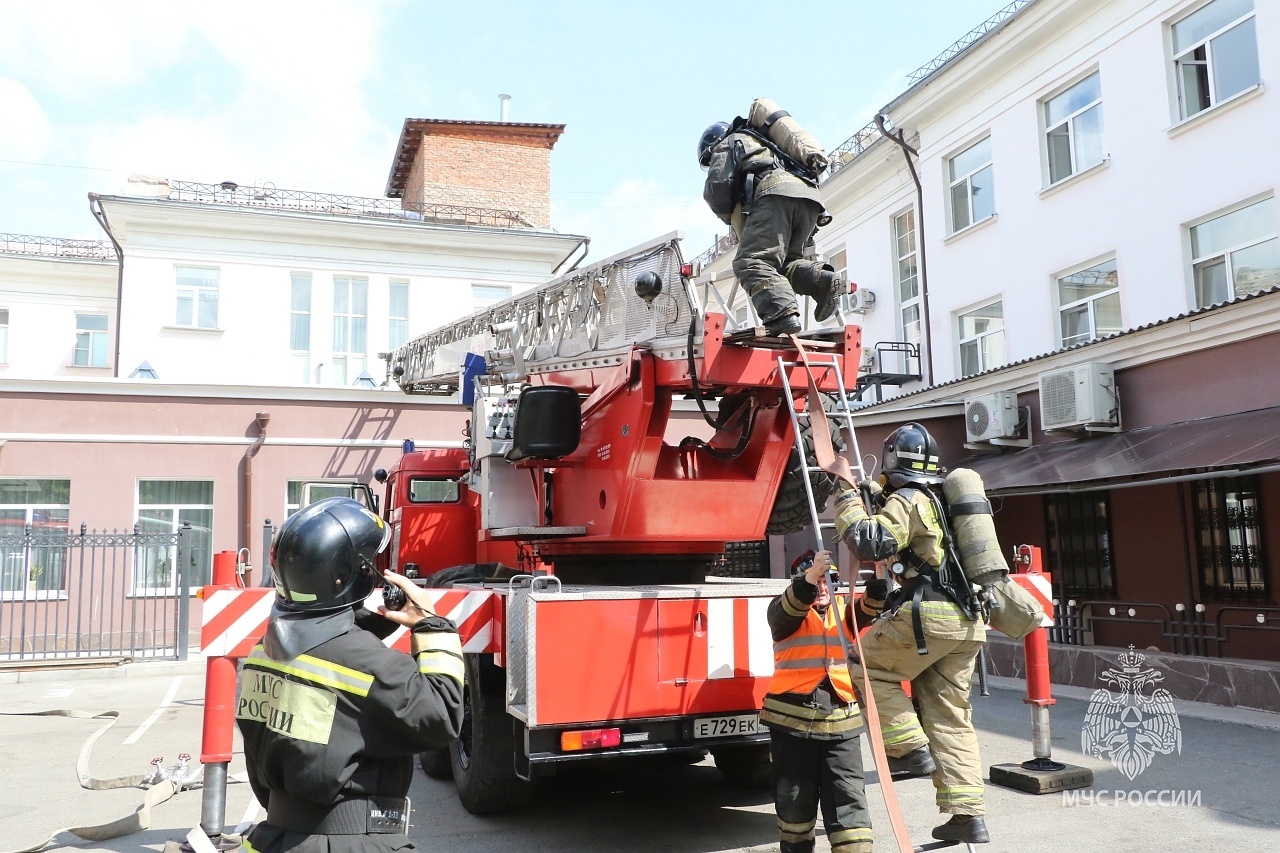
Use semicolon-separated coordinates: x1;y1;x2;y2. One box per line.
374;233;859;814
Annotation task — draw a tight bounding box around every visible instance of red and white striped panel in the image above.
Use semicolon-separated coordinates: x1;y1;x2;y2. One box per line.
705;597;775;680
201;587;274;658
370;588;498;654
1013;572;1055;627
200;587;498;658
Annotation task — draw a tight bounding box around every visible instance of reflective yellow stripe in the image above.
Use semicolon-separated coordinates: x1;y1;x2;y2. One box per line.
762;695;861;722
416;650;466;684
243;645;374;697
241;839;260;853
882;718;925;746
780;587;809;617
410;629;462;657
830;827;874;844
937;785;985;806
902;601;972;619
777;817;816;834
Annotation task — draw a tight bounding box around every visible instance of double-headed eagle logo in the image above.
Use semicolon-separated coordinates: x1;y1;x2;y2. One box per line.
1081;646;1182;780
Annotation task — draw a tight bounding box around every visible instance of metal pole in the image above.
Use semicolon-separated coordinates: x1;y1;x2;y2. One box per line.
197;551;240;843
177;524;192;659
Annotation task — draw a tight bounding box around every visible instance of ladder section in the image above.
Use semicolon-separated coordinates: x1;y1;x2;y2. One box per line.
775;340;866;552
385;232;696;394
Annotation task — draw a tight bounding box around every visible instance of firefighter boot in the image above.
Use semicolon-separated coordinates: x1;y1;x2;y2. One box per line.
932;815;990;844
784;260;843;322
887;745;936;778
765;312;802;337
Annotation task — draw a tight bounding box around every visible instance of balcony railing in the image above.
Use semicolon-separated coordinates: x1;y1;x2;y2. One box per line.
689;231;738;269
0;233;115;260
165;180;533;229
906;0;1034;86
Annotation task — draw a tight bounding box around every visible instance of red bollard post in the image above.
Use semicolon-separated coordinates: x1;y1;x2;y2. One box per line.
989;545;1093;794
196;551;241;847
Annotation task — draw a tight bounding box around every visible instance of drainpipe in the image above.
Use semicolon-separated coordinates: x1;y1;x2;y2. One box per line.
242;412;271;575
875;115;934;387
88;193;125;379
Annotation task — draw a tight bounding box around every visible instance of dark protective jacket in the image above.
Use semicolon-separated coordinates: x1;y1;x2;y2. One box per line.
703;130;823;225
762;575;864;740
237;609;465;852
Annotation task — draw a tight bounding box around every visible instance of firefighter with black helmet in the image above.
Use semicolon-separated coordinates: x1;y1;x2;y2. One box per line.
762;549;873;853
698;101;842;337
834;423;991;846
236;497;465;852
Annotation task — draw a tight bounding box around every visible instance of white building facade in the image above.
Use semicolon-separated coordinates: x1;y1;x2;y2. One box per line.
818;0;1276;391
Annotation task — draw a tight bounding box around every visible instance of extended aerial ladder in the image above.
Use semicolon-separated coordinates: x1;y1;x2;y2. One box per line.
383;232;863;576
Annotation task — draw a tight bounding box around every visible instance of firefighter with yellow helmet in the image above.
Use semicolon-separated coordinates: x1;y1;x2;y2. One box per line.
834;422;991;846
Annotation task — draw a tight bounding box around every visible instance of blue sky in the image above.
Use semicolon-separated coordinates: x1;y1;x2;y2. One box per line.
0;0;1014;261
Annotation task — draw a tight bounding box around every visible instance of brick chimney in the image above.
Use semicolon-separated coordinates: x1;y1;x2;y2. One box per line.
385;118;565;229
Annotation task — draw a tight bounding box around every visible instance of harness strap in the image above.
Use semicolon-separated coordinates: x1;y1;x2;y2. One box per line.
910;584;929;656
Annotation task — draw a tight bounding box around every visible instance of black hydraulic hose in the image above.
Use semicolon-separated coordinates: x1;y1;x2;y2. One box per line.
680;317;757;460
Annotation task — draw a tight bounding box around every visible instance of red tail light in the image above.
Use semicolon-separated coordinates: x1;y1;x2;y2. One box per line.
680;263;693;278
560;727;623;751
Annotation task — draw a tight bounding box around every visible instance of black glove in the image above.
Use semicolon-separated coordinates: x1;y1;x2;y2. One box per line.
864;578;890;602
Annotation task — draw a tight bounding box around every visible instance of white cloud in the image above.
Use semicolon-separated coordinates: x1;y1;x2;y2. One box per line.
555;177;726;263
0;78;51;159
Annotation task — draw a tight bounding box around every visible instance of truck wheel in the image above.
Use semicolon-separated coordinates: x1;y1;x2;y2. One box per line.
418;747;453;780
766;394;847;535
450;654;534;814
712;744;771;788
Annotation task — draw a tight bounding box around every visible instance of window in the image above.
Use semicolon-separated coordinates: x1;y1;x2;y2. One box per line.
957;302;1005;377
0;308;8;362
408;478;460;503
73;313;109;367
1190;197;1279;307
893;209;921;372
0;479;70;600
286;480;358;517
1193;476;1267;601
176;267;219;329
1045;492;1115;598
290;273;311;384
388;280;410;350
1172;0;1259;120
947;137;994;233
828;249;852;319
1057;258;1121;347
136;480;213;592
332;276;368;385
472;284;510;311
1044;72;1104;185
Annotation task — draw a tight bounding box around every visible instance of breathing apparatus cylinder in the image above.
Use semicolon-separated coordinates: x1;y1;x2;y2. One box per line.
942;467;1006;587
747;98;828;173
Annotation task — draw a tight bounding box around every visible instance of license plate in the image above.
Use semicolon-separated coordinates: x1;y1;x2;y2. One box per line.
693;713;759;739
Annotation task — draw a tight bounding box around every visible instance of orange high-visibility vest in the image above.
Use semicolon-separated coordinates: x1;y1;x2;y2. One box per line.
768;602;855;702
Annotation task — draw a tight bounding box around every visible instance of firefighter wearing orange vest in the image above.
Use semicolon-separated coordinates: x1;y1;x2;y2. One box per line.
763;549;872;853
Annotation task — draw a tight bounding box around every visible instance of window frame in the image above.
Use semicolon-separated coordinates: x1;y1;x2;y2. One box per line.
134;479;214;596
1186;196;1279;308
1055;256;1122;348
892;208;922;370
1045;491;1117;599
945;136;995;235
175;266;220;330
1041;70;1105;188
955;299;1006;378
72;312;110;368
1170;0;1260;122
472;284;511;311
388;279;410;351
0;307;9;363
290;273;312;384
0;478;71;601
1192;475;1268;602
285;479;359;517
332;275;369;386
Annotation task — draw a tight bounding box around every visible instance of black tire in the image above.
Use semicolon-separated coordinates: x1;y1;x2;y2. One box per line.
711;744;771;788
450;653;535;814
418;747;453;780
766;394;847;535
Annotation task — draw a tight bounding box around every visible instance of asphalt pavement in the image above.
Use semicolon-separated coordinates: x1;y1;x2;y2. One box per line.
1;660;1278;853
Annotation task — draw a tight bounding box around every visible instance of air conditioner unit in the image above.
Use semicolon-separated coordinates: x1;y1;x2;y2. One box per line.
964;392;1020;443
1038;362;1118;431
841;288;876;315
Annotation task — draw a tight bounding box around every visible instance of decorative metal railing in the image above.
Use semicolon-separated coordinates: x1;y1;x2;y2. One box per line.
1051;598;1280;658
0;233;115;259
825;119;885;179
166;180;532;229
689;231;738;269
906;0;1034;85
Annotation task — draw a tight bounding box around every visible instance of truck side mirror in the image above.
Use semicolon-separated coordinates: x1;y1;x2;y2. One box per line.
506;385;581;462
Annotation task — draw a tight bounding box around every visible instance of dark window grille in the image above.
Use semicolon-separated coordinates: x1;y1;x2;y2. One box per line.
1045;492;1115;598
1193;476;1268;602
710;540;769;579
